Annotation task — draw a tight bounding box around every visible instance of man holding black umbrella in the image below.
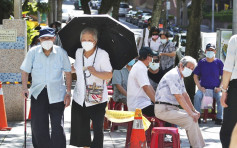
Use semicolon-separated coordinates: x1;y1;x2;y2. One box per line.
20;27;72;148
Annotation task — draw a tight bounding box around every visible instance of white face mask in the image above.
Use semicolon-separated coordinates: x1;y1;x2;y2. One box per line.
82;41;94;51
149;62;160;71
206;51;215;59
160;39;167;44
41;40;53;50
181;67;193;77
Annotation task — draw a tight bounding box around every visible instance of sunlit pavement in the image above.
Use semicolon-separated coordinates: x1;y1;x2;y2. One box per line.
0;89;222;148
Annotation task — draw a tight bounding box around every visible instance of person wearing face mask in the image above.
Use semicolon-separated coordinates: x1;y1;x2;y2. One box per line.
157;31;176;83
112;59;135;105
20;27;72;148
70;27;113;148
148;56;160;90
146;27;161;52
154;56;205;148
143;18;152;47
127;47;156;117
193;43;224;125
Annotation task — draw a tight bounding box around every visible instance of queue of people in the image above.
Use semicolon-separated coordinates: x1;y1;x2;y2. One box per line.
20;25;237;148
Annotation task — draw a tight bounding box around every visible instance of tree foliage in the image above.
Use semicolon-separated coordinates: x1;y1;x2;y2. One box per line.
0;0;13;24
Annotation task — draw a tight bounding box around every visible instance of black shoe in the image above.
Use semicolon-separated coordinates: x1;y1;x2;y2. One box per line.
215;119;223;125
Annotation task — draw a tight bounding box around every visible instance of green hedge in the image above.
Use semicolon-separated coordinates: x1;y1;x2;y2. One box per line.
203;9;233;22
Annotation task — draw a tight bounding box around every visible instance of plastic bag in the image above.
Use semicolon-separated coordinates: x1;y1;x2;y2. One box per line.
201;89;214;109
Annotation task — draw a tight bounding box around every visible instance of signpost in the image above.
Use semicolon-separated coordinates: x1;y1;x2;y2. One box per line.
0;30;17;42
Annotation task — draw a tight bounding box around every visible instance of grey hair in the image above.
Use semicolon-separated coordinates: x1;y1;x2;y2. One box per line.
80;27;98;42
179;56;197;67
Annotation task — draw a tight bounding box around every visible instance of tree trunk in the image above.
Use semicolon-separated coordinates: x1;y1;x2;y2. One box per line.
185;0;203;102
48;0;54;25
98;0;114;14
82;0;91;14
112;0;120;20
176;0;181;26
182;0;188;27
233;0;237;35
151;0;162;27
57;0;63;22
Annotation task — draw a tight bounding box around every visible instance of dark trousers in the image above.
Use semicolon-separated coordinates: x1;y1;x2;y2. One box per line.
31;88;66;148
220;79;237;148
70;100;107;148
142;104;155;117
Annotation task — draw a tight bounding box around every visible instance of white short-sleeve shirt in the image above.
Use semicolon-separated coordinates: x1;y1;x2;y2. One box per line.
149;38;161;52
155;67;186;105
127;60;152;111
73;47;112;107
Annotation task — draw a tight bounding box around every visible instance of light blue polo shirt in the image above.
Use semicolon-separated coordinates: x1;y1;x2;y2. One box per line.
20;45;71;104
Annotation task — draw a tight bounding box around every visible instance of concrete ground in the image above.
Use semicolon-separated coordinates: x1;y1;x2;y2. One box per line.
0;103;222;148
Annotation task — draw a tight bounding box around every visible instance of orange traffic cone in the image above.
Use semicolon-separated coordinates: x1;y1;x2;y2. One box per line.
0;81;11;131
129;108;147;148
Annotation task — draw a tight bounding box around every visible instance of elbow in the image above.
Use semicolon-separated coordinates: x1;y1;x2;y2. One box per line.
107;72;113;80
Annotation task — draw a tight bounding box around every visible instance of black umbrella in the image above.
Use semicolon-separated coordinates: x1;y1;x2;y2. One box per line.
58;15;138;70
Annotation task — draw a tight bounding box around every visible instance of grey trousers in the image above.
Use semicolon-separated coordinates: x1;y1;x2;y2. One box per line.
31;88;66;148
154;104;205;148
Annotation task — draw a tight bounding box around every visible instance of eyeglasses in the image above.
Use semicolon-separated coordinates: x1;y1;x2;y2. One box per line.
153;59;159;63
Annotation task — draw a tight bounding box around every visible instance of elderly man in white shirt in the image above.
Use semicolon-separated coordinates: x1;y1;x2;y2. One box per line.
220;35;237;148
127;47;156;117
154;56;205;148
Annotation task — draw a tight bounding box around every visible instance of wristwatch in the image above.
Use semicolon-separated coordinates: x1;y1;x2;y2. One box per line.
66;91;72;97
220;86;228;93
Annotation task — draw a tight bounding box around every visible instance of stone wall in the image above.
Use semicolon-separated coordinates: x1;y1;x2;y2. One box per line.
0;19;27;121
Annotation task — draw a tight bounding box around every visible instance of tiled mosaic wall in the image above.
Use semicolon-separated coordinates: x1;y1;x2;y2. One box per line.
0;19;27;121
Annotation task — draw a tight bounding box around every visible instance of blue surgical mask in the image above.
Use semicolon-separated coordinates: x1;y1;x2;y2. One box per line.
149;62;160;71
181;67;193;77
206;51;215;59
160;39;167;44
128;59;136;66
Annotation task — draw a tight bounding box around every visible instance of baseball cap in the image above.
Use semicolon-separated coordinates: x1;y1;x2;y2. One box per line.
39;27;55;38
206;43;216;50
139;47;157;59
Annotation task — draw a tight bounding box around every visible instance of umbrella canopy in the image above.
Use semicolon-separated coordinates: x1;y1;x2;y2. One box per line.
58;14;138;70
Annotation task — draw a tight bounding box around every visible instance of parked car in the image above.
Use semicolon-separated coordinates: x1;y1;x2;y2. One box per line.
133;12;151;26
119;2;130;17
62;8;72;23
130;10;143;25
137;15;151;28
91;0;101;9
125;10;137;23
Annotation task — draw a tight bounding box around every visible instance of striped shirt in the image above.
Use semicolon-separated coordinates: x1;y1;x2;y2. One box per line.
223;34;237;80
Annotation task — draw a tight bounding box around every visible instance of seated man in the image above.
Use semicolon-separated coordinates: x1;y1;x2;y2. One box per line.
193;43;224;125
127;47;156;117
112;59;135;105
154;56;205;148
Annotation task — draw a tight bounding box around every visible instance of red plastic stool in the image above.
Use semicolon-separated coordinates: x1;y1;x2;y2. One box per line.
150;127;180;148
110;102;128;132
144;116;166;146
125;116;166;148
202;99;216;123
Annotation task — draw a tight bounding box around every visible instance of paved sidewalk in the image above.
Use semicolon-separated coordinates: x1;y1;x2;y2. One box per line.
0;102;222;148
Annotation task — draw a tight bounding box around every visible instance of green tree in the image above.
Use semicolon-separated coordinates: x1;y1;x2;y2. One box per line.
185;0;204;102
0;0;13;24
